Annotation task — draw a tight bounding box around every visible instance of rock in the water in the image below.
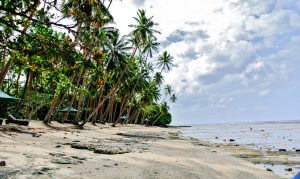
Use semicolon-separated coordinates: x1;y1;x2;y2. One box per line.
266;168;273;172
285;168;293;172
0;161;6;166
94;147;130;154
229;139;235;142
279;149;287;152
295;149;300;152
215;137;218;139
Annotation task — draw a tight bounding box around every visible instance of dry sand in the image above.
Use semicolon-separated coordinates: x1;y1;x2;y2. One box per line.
0;121;281;179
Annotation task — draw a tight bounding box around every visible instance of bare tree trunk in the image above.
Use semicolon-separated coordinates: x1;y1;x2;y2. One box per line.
63;69;83;122
108;0;113;9
75;70;89;124
15;70;21;96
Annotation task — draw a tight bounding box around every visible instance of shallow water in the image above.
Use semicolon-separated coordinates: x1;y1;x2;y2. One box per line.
181;120;300;178
181;120;300;151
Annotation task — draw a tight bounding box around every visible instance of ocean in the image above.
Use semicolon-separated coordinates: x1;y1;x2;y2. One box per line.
181;120;300;178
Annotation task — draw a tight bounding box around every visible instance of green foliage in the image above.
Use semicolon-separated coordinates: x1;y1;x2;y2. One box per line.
146;103;172;125
0;1;177;125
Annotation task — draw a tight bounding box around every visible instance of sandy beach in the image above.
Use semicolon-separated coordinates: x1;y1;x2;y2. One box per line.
0;121;282;179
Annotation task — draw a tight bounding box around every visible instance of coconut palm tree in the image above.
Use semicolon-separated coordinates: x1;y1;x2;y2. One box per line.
157;51;174;73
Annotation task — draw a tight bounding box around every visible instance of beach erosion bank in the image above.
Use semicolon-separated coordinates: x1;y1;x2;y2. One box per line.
0;121;280;179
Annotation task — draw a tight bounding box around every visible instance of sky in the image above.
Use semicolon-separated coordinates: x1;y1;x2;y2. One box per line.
109;0;300;124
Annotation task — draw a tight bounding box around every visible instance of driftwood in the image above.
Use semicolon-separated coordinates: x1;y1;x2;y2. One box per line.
6;115;29;126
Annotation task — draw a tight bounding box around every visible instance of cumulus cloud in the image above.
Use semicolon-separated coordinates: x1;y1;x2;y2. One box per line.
110;0;300;123
162;0;300;105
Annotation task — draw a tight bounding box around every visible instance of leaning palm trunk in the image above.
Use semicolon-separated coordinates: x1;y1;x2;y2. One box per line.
80;47;138;127
152;113;163;126
74;70;89;124
43;72;76;124
63;68;84;122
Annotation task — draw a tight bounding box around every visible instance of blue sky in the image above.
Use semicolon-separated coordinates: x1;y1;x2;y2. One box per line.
110;0;300;124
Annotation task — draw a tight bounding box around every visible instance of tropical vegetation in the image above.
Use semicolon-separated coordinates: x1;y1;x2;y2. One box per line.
0;0;176;127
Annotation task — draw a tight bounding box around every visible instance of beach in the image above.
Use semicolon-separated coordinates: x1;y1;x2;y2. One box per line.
182;121;300;178
0;121;280;179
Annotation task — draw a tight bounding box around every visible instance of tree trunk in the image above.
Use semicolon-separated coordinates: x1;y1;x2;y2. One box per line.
63;69;83;122
75;70;89;124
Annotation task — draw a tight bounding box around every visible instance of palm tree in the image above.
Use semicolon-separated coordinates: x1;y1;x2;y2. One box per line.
104;31;131;71
153;72;163;86
129;9;160;52
170;94;177;103
157;51;174;73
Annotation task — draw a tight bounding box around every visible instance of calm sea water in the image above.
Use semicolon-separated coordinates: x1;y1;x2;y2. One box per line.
181;120;300;151
181;120;300;178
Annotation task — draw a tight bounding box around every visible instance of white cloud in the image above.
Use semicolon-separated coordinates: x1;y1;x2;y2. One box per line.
110;0;300;121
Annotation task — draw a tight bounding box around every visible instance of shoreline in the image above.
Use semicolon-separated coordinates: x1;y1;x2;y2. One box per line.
180;122;300;178
1;121;280;179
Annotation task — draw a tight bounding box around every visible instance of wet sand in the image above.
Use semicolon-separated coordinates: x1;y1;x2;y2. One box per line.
182;121;300;178
0;121;280;179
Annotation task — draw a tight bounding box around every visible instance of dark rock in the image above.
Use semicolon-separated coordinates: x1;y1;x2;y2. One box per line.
0;161;6;166
261;130;265;132
249;127;252;130
32;133;41;137
71;143;93;150
51;157;83;165
94;147;130;154
295;149;300;152
285;168;293;172
229;139;235;142
279;149;287;152
215;137;218;139
55;145;62;148
266;168;273;172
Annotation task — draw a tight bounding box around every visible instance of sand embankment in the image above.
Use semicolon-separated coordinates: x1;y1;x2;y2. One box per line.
0;121;280;179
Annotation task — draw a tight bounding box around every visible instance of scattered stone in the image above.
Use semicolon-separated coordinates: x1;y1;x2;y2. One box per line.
288;139;292;141
71;156;87;161
234;144;239;146
51;157;83;165
71;143;93;150
261;130;265;132
94;146;130;154
229;139;235;142
266;168;273;172
249;127;252;130
215;137;218;139
32;133;41;137
72;140;80;143
279;149;287;152
55;145;62;148
295;149;300;152
0;161;6;166
63;137;67;139
223;139;226;142
285;168;293;172
115;163;118;166
212;150;217;153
